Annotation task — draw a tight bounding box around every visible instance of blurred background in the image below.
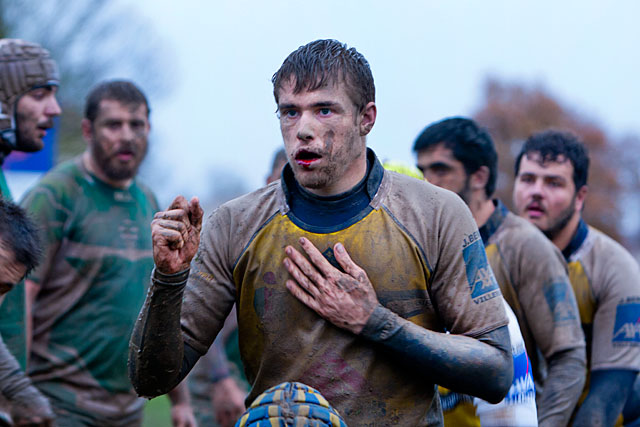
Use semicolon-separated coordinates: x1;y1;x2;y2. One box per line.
2;1;640;424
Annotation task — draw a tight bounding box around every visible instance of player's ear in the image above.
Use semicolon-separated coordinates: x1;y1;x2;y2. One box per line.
470;166;490;192
359;102;376;136
575;185;588;211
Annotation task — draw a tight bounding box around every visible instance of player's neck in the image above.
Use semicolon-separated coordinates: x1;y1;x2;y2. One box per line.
82;151;133;189
551;212;582;252
469;195;495;229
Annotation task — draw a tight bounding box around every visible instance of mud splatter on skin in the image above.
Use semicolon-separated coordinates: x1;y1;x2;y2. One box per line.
128;271;190;397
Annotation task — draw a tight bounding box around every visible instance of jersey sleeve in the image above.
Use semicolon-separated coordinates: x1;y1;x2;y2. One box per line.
180;207;238;355
20;182;70;286
428;192;508;337
510;228;585;358
590;239;640;371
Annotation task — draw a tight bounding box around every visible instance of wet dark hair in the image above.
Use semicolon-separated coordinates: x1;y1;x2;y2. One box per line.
84;80;150;122
515;130;589;190
413;117;498;198
0;197;41;277
272;39;375;112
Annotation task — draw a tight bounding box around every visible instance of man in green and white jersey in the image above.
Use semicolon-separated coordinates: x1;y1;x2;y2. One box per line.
22;81;194;426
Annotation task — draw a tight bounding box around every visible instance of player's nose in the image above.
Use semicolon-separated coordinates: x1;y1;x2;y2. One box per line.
296;111;315;142
45;96;62;117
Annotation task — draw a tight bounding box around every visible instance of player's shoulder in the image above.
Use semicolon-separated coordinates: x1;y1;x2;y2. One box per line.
23;157;83;203
382;170;468;217
588;226;639;271
499;211;559;254
131;179;159;210
207;181;282;228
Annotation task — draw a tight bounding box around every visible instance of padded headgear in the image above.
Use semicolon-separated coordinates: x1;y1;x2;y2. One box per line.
0;39;59;148
236;382;347;427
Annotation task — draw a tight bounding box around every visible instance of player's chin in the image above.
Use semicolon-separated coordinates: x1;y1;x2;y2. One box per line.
294;171;330;190
17;136;44;152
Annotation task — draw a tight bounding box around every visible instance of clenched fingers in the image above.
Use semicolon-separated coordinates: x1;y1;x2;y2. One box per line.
152;226;185;249
168;195;189;212
187;197;203;231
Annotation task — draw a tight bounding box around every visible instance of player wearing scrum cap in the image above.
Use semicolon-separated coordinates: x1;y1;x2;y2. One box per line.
0;38;61;176
0;38;60;427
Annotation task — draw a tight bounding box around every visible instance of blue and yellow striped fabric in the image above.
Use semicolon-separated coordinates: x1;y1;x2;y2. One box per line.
236;382;347;427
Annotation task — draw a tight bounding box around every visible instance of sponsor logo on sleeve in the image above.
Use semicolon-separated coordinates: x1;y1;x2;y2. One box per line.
463;238;500;304
613;300;640;345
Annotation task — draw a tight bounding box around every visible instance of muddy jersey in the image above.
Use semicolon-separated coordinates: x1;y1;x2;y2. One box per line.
440;299;537;427
564;220;640;408
180;150;509;426
21;157;158;425
479;201;583;390
0;169;28;371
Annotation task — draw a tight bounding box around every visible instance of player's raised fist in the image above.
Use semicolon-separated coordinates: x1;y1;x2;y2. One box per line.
151;195;203;274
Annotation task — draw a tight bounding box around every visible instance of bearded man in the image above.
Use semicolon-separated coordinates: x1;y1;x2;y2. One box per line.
21;80;195;427
513;131;640;426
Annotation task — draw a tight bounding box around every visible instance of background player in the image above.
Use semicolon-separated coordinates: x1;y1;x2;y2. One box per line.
414;117;585;426
22;80;194;426
513;130;640;426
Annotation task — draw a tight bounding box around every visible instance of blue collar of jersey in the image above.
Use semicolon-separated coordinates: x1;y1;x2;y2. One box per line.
479;199;509;246
280;148;384;233
562;218;589;261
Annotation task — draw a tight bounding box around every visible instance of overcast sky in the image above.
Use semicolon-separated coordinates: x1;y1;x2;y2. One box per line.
130;0;640;208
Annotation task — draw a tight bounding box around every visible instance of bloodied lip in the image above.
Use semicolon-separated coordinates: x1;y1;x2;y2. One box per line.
295;149;322;167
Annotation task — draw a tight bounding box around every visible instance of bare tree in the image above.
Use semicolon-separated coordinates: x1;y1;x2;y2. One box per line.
474;77;639;247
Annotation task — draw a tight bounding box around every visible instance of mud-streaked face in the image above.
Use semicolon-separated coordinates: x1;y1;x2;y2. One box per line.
277;79;373;196
86;99;150;183
513;153;583;236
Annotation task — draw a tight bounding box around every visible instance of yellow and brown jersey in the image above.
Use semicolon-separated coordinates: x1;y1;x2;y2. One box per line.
481;201;584;390
564;220;640;411
180;150;508;426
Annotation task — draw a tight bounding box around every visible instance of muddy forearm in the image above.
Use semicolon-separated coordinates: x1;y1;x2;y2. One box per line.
360;305;513;403
537;347;586;427
0;336;53;420
129;268;192;397
572;369;637;427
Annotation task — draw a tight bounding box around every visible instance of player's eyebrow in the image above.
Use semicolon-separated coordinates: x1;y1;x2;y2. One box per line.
278;103;297;110
311;101;338;108
426;161;452;169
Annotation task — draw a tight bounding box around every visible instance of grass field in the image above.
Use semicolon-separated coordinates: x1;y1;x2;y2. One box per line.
142;396;172;427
